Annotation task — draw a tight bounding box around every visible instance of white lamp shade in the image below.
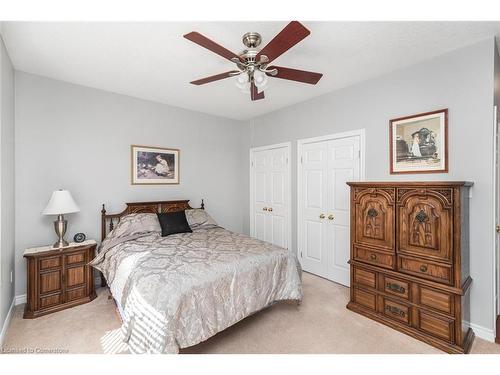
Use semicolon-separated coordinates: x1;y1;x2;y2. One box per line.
42;190;80;215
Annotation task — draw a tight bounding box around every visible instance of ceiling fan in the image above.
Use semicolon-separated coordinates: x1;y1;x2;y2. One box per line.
184;21;323;101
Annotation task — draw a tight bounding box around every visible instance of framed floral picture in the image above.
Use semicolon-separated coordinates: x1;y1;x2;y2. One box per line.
131;145;180;184
389;109;448;174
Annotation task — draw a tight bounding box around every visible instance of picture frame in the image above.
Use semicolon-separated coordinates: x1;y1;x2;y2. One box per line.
389;109;448;174
131;145;180;185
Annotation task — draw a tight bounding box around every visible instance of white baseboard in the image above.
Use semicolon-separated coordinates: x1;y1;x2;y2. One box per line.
470;323;496;342
0;297;15;347
14;294;26;306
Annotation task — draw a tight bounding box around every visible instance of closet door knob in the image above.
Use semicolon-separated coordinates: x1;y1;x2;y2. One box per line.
262;207;268;211
268;207;273;212
328;214;334;220
319;214;325;219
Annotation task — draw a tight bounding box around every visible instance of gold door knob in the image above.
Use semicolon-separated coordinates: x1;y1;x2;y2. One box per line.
328;214;334;220
319;214;325;219
262;207;268;211
496;225;500;233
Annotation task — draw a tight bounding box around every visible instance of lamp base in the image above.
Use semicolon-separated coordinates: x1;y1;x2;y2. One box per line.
53;214;69;249
53;239;69;248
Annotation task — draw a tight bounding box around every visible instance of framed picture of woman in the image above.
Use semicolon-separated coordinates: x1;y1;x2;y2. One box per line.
389;109;448;174
131;145;180;184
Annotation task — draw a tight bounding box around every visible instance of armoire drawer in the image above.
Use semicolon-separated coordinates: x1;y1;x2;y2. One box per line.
380;274;410;300
354;246;395;270
416;285;454;316
353;266;377;290
352;288;377;312
416;309;455;343
397;255;453;285
380;296;411;326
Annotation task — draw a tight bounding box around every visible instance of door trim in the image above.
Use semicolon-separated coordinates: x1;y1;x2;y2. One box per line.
494;105;500;342
496;314;500;344
297;128;366;267
249;142;292;250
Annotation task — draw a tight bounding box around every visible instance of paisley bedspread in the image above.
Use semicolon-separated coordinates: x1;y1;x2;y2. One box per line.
90;227;302;353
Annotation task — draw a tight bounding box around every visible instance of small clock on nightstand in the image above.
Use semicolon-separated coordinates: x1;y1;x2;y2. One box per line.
73;232;86;243
23;240;97;319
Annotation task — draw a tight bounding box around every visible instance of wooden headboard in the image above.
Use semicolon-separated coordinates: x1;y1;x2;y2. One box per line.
100;199;204;241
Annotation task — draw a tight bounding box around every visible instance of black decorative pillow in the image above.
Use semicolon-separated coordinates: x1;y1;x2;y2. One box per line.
156;211;193;237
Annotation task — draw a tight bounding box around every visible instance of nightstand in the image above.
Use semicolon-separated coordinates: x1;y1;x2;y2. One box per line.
23;240;97;319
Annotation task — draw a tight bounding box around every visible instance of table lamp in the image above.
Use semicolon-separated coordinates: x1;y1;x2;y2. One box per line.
42;190;80;248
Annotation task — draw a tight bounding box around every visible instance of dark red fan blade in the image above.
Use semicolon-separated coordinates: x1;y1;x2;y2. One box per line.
267;66;323;84
190;71;240;85
184;32;241;62
250;82;265;101
256;21;310;64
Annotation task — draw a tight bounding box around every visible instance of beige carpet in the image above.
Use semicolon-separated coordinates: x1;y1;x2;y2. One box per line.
3;272;500;354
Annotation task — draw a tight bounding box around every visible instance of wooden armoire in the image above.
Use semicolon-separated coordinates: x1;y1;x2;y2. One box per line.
346;182;474;354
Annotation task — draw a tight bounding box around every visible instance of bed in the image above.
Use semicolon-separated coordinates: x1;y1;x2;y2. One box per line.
90;199;302;354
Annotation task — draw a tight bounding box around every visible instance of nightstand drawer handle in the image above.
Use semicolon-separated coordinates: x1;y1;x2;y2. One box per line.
419;265;428;273
370;254;377;260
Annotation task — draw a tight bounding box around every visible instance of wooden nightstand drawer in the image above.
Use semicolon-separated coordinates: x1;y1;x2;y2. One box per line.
66;287;87;302
24;241;97;319
66;266;86;287
40;293;62;309
66;252;85;265
39;270;62;294
39;256;61;270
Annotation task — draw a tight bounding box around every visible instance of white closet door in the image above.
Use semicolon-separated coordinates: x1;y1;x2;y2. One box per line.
250;144;290;249
325;136;360;286
268;147;288;248
299;131;363;286
299;141;328;277
252;149;269;242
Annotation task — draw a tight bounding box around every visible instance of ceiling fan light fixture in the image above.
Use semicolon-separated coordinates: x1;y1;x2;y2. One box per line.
234;71;249;90
253;69;268;90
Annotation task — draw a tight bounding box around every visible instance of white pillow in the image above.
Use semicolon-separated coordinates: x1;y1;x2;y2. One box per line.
108;213;161;239
185;209;218;229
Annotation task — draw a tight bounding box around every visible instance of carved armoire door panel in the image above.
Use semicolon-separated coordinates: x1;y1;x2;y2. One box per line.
354;189;395;251
398;191;452;262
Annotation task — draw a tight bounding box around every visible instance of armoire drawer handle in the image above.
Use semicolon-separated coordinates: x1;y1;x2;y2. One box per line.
386;283;405;294
419;265;428;273
370;254;377;260
385;305;405;317
319;214;325;219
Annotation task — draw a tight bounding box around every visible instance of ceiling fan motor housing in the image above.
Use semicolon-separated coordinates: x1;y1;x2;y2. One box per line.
242;32;262;48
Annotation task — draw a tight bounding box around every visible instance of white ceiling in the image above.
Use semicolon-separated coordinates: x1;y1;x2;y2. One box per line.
2;22;500;121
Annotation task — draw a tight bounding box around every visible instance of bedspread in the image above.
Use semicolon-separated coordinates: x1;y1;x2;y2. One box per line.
90;226;302;353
